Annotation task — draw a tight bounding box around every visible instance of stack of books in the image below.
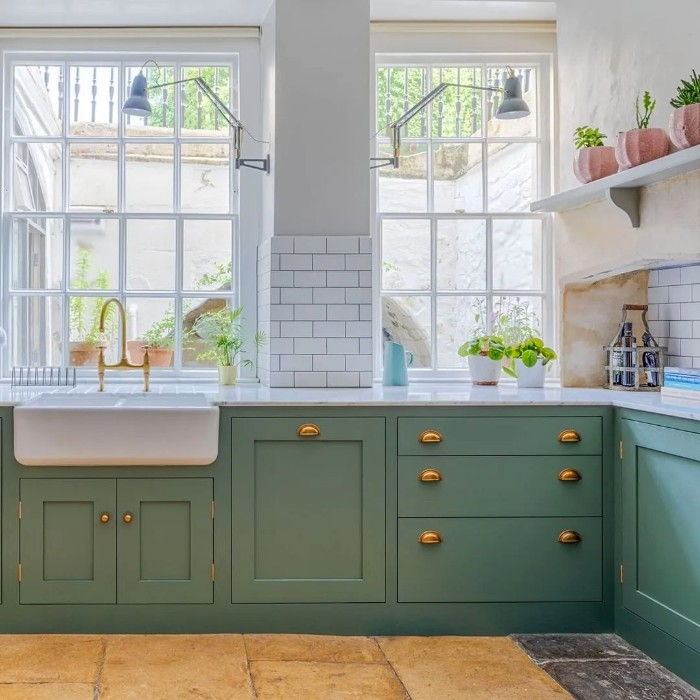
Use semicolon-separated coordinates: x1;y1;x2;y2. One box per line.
661;367;700;400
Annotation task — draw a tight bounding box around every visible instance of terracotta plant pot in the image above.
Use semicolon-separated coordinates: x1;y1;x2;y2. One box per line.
669;104;700;150
218;365;237;386
615;128;670;170
573;146;618;183
68;342;101;367
127;341;173;367
468;353;502;386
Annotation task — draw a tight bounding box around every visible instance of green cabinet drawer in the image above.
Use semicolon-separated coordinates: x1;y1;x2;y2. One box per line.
398;517;602;603
398;456;602;517
398;417;602;456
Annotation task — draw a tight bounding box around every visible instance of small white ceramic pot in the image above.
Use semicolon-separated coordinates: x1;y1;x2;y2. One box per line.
218;365;237;386
468;353;502;386
515;358;547;388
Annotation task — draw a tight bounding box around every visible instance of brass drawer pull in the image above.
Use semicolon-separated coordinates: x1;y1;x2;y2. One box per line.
418;469;442;482
558;429;581;443
558;468;582;482
123;513;134;524
558;530;582;544
99;513;110;524
418;530;443;544
419;430;443;444
297;423;321;438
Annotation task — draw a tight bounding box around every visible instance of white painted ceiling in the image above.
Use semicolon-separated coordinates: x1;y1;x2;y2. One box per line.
0;0;554;27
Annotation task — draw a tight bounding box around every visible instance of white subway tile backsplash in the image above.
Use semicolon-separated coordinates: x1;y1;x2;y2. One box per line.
294;372;328;388
293;236;328;253
281;287;313;304
359;305;372;321
327;304;359;321
346;287;372;304
328;338;359;354
271;304;295;321
646;304;659;321
345;321;372;338
669;285;692;303
270;337;294;355
346;354;373;371
681;265;700;285
647;321;669;339
314;287;345;304
294;271;327;287
681;339;700;356
327;236;359;254
327;371;360;388
295;337;327;354
313;355;346;372
270;254;280;271
345;254;372;271
359;237;372;254
280;254;312;270
271;271;294;287
359;338;372;355
659;303;681;321
281;321;313;337
647;269;659;287
269;372;295;388
693;284;700;302
270;237;295;254
327;271;359;287
280;354;313;372
667;338;681;355
270;288;281;305
670;321;693;338
313;254;345;270
681;303;700;320
269;321;281;338
647;286;669;304
295;305;327;321
658;267;681;286
313;321;346;338
360;371;373;386
359;271;372;287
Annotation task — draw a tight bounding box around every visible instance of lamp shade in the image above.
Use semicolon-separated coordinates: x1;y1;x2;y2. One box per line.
122;71;152;117
496;75;531;120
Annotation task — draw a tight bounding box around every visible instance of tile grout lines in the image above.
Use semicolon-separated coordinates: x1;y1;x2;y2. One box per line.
241;634;259;699
93;637;108;700
371;637;412;700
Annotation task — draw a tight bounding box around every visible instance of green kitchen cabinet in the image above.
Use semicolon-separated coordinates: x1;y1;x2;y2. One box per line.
231;417;386;603
620;419;700;654
19;478;213;605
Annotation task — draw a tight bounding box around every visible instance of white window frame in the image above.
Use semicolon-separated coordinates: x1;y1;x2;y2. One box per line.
371;49;554;382
0;34;263;381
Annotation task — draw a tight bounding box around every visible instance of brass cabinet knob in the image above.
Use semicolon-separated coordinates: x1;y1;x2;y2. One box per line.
558;429;581;443
418;469;442;482
419;430;443;444
99;513;110;524
418;530;443;544
297;423;321;438
558;530;582;544
558;468;582;482
122;513;134;524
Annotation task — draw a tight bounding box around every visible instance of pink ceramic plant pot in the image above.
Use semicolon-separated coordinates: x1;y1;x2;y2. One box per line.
615;128;670;170
573;146;619;183
669;104;700;150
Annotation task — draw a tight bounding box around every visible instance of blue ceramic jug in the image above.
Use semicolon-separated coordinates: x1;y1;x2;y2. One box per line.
383;341;414;386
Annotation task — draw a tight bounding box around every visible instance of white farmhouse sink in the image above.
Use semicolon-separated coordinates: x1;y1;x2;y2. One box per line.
14;393;219;466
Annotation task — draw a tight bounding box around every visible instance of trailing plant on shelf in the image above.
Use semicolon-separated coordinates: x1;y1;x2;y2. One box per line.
616;89;669;170
574;126;606;149
669;69;700;150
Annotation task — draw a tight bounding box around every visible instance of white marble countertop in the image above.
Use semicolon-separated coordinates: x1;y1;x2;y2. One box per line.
1;382;700;421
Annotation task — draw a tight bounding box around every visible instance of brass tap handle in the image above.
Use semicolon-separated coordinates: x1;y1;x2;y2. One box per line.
99;513;110;524
297;424;321;438
558;429;581;443
419;430;443;444
418;530;443;544
558;468;582;482
558;530;582;544
418;469;443;482
122;513;134;524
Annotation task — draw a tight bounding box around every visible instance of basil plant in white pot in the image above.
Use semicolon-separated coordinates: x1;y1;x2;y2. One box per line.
193;306;266;385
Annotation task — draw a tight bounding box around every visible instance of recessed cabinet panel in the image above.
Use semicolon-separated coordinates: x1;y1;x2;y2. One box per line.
232;417;386;603
398;517;602;603
622;420;700;653
20;479;116;604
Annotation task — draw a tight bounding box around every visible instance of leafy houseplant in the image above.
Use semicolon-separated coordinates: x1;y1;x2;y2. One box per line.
193;306;266;385
616;90;669;170
669;69;700;150
504;337;557;388
573;126;618;184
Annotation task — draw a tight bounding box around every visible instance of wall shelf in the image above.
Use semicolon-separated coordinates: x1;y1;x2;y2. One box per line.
530;144;700;228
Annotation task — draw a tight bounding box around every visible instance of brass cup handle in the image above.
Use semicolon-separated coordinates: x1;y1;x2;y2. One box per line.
558;468;582;482
558;530;582;544
419;430;443;444
418;469;442;482
122;513;134;524
99;513;110;524
418;530;443;544
297;423;321;438
558;429;581;443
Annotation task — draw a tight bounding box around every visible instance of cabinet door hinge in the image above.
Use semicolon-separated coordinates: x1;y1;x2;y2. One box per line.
18;501;22;520
211;563;216;582
619;441;624;460
620;564;624;584
18;563;22;582
211;501;215;520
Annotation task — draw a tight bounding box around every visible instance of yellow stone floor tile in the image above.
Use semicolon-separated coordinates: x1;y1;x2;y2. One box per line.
99;634;253;700
251;660;408;700
0;683;95;699
377;635;572;700
245;634;385;664
0;635;104;684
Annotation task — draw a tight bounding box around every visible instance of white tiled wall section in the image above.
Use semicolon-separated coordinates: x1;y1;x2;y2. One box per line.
257;236;373;387
647;264;700;369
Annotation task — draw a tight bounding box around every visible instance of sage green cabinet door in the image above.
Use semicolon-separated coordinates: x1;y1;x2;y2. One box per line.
20;479;116;604
621;420;700;653
232;418;385;603
398;517;602;603
117;479;214;604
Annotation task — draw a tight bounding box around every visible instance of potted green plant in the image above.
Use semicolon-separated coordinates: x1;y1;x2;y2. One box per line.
504;337;557;388
458;334;507;386
128;312;176;367
616;90;670;170
193;306;266;385
669;69;700;149
573;126;618;183
69;249;115;366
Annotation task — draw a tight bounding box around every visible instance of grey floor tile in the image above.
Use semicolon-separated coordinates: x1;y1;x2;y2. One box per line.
513;633;646;663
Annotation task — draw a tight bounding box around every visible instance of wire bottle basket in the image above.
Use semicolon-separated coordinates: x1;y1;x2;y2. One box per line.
604;304;664;391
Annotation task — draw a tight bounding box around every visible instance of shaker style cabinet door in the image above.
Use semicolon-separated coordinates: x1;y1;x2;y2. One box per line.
231;417;386;603
621;420;700;653
19;479;117;604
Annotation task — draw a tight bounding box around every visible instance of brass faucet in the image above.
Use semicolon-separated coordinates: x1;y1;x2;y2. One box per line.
97;298;150;392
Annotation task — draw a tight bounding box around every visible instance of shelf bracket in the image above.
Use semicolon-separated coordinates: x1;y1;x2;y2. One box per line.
607;187;641;228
